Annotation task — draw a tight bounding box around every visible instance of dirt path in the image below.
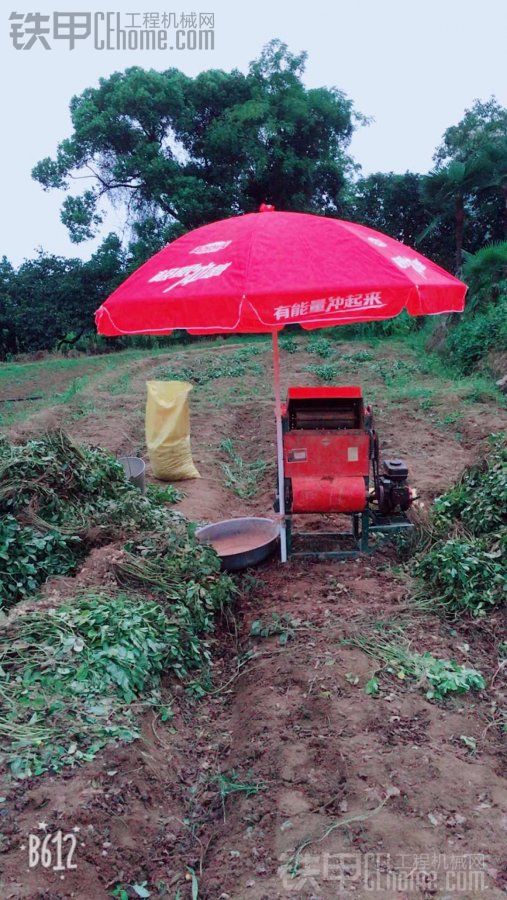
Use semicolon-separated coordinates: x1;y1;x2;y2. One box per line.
0;339;506;898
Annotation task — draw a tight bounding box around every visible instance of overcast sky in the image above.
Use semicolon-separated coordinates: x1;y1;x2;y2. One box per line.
1;0;506;265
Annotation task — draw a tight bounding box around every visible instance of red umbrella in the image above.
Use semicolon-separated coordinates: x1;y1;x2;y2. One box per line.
96;206;467;560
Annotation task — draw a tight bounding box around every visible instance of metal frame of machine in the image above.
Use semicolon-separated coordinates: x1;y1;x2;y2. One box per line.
276;385;414;559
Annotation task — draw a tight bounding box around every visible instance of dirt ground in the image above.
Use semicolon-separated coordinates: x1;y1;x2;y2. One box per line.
0;339;506;899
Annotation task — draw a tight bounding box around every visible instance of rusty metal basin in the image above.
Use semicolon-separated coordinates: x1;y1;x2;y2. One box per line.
196;517;280;571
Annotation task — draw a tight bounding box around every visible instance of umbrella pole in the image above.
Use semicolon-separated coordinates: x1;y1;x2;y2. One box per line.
272;331;287;563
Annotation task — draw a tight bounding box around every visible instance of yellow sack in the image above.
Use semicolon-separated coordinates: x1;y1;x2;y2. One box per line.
145;381;200;481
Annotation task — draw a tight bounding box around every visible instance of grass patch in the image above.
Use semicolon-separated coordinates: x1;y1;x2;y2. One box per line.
304;362;339;383
435;410;464;429
219;438;268;499
55;374;90;404
454;375;505;405
280;334;299;354
305;351;427;390
160;346;265;386
214;771;265;801
307;336;334;358
0;355;105;390
108;369;133;395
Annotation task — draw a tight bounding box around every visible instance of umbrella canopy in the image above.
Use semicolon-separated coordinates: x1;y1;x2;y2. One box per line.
96;207;467;564
95;207;466;336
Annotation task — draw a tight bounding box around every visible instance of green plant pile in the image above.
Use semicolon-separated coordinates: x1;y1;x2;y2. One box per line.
114;532;234;676
415;435;506;615
162;345;264;386
347;631;485;701
0;515;78;606
0;592;179;777
0;432;237;775
0;431;182;609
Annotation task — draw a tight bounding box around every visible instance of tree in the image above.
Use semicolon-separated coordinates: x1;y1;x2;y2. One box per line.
0;256;17;357
433;98;507;167
4;253;86;353
81;233;126;311
351;172;428;243
461;241;507;312
32;41;362;249
0;236;126;356
424;98;507;273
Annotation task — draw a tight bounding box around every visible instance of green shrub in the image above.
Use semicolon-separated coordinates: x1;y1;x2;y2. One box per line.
280;335;299;354
432;435;507;535
304;362;338;383
462;242;507;313
308;336;333;358
445;298;507;374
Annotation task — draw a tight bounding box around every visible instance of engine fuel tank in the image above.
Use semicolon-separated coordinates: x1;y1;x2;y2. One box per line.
291;475;367;514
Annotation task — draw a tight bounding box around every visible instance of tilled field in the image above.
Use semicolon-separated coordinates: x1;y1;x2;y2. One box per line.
0;335;506;899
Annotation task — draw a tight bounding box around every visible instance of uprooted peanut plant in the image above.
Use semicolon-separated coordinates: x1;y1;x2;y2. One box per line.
0;431;235;777
414;434;506;615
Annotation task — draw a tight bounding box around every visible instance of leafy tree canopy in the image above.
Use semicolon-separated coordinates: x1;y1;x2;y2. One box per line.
434;97;507;167
0;235;125;356
424;98;507;271
351;172;428;245
32;40;361;244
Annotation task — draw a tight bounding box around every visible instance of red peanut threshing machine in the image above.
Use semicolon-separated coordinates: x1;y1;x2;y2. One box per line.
276;385;414;558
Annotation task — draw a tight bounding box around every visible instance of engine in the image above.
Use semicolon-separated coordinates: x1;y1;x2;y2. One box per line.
375;458;412;516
